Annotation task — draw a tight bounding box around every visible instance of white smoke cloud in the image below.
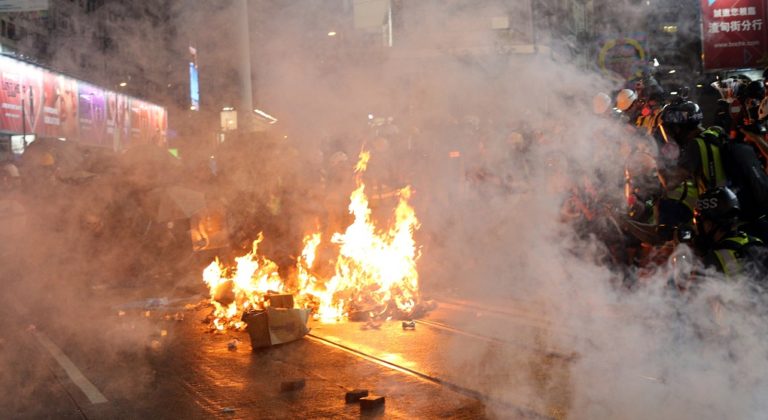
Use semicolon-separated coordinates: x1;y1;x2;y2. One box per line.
4;1;768;419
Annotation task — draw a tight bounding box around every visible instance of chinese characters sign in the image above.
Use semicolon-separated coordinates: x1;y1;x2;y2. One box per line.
701;0;768;70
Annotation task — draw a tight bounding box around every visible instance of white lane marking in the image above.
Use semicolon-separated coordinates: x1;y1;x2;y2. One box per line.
33;331;109;404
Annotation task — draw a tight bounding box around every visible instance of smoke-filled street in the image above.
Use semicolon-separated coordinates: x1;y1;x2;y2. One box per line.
0;289;494;418
5;1;768;419
1;266;573;418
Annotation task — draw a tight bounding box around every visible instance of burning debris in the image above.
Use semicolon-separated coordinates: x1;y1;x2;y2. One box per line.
202;151;427;331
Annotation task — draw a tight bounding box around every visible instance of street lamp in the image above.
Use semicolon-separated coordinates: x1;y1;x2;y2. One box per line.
253;108;277;124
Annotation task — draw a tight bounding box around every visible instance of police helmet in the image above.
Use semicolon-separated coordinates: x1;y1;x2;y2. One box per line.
660;101;704;128
695;187;741;223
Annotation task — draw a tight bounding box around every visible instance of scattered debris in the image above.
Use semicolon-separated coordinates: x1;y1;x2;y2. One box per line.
349;307;386;323
345;389;369;403
361;320;382;330
243;306;310;349
227;339;240;351
174;312;185;321
221;407;236;414
360;395;385;411
401;320;416;330
280;378;306;392
160;330;168;337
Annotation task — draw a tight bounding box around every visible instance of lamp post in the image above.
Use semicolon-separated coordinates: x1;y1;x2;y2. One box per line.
235;0;254;129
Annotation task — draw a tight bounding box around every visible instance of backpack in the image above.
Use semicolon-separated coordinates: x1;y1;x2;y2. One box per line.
699;128;768;218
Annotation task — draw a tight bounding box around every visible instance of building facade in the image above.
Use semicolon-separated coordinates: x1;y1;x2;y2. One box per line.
0;0;200;153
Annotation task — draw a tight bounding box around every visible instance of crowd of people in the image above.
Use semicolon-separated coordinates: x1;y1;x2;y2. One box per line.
4;65;768;294
575;69;768;287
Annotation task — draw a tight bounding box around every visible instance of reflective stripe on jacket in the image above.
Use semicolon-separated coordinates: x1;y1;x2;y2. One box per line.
694;131;727;193
713;233;763;277
666;180;698;214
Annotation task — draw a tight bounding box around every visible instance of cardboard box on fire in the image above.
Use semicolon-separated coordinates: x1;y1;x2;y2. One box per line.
243;307;311;349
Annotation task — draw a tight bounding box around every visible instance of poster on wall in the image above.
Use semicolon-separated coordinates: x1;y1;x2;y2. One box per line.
0;57;24;133
0;55;166;151
149;104;168;147
701;0;768;70
0;57;46;135
77;83;107;146
23;65;44;135
128;99;150;146
40;71;79;139
106;91;131;151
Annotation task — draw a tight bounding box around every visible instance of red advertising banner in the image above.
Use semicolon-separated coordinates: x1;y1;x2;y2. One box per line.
701;0;768;71
23;65;44;135
149;104;167;147
128;99;148;147
0;55;166;151
126;100;166;147
0;56;43;133
40;72;80;140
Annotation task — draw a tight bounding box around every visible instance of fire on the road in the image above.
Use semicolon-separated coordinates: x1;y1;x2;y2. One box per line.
202;151;421;330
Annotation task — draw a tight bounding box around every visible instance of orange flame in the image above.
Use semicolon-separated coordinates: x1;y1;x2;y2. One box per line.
202;233;285;330
202;150;421;330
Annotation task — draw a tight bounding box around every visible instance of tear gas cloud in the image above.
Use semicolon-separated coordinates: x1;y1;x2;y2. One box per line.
229;2;768;418
0;2;199;411
2;0;767;418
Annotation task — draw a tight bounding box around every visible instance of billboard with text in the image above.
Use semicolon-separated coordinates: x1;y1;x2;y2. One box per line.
701;0;768;70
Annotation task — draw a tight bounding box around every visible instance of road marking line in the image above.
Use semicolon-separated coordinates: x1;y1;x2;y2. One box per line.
33;331;108;404
306;334;551;419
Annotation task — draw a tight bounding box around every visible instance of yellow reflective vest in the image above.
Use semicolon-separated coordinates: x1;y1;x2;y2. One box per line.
712;232;763;277
694;131;728;193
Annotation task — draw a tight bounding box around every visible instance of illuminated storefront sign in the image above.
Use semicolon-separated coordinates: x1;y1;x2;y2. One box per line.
701;0;768;70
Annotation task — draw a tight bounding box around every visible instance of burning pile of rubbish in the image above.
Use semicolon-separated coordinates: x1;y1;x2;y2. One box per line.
202;151;429;333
